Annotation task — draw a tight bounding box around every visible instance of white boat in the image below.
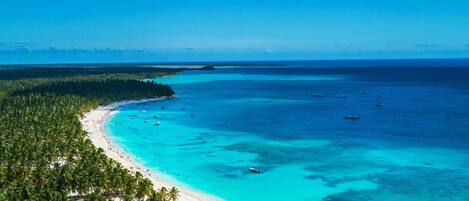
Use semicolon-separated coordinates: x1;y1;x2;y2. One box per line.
154;121;160;126
249;167;261;174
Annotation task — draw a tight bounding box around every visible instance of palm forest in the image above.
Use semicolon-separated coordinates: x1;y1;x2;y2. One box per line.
0;66;192;201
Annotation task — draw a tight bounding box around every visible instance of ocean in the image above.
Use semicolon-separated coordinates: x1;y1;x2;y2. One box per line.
107;63;469;201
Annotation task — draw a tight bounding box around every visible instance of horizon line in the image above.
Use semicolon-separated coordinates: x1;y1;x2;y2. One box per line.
1;57;469;67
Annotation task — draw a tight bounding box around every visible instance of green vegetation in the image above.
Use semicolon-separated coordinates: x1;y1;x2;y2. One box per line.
0;66;184;201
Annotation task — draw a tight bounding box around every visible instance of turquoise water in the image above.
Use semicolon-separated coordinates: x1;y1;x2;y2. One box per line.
107;67;469;201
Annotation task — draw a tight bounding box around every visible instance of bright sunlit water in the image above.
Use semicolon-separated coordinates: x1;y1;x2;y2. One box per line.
107;66;469;201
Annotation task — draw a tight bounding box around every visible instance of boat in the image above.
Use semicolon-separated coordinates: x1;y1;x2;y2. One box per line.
335;94;347;99
311;94;325;98
376;101;384;107
153;114;159;119
344;113;361;120
360;90;370;95
161;106;166;110
154;121;160;126
248;167;261;174
144;118;149;123
201;65;216;70
181;107;186;111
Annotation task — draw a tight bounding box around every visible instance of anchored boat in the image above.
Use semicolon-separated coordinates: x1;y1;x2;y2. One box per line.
311;93;325;98
344;113;361;120
376;101;384;107
335;94;347;99
249;167;261;174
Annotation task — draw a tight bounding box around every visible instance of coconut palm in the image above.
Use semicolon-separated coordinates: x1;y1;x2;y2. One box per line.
157;187;168;201
167;187;180;201
135;172;154;200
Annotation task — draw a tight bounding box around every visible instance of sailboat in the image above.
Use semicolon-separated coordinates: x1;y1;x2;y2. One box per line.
344;106;361;120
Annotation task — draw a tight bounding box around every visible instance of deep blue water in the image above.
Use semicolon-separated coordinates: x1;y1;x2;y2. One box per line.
108;66;469;201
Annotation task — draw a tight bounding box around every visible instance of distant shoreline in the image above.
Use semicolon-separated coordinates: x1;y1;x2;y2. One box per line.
80;96;220;201
3;58;469;68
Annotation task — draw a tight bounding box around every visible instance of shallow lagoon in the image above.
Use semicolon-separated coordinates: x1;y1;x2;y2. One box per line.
108;67;469;201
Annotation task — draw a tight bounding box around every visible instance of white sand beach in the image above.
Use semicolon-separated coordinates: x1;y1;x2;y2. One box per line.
80;97;220;201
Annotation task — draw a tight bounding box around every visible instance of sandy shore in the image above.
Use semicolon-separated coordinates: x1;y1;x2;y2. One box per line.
80;96;220;201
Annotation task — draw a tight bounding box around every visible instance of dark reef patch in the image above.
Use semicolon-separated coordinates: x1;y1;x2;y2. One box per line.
324;167;469;201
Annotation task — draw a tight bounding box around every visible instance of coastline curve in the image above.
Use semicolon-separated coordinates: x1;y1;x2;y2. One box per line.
80;96;221;201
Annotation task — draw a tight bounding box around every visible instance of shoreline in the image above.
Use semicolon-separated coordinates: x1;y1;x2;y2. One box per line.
80;96;220;201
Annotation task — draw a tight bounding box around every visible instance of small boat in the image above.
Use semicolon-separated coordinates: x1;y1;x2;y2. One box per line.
154;121;160;126
144;118;149;123
161;106;166;110
311;94;325;98
335;94;347;99
360;90;370;95
249;167;261;174
344;113;361;120
153;115;159;119
190;114;195;119
181;107;186;111
376;101;384;107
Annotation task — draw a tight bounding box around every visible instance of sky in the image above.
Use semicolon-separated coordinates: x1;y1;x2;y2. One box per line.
1;0;469;63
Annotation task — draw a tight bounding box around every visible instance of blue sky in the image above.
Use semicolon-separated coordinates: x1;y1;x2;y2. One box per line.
1;0;469;63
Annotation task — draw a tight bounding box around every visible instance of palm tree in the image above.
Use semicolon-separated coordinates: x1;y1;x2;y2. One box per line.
167;187;180;201
136;173;153;200
0;68;178;200
146;190;159;201
157;187;168;201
